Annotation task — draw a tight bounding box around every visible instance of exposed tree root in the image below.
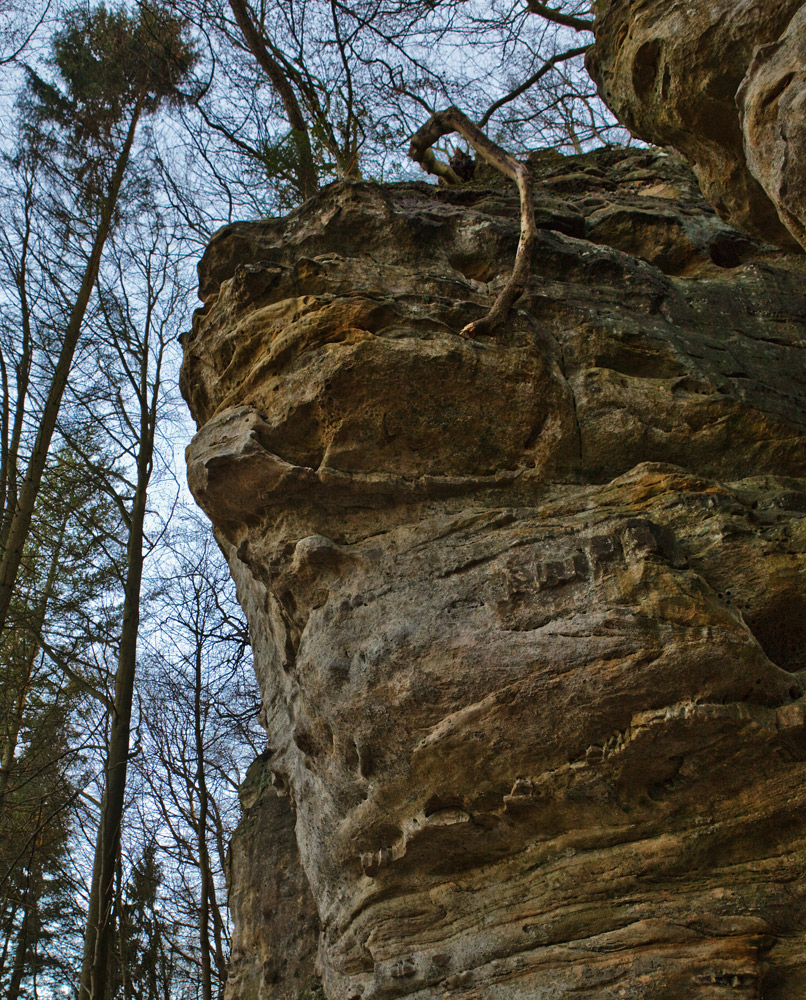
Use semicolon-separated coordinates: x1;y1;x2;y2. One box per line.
409;106;536;338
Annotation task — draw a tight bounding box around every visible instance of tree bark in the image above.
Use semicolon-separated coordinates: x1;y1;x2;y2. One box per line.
193;621;228;998
115;849;132;1000
195;636;214;1000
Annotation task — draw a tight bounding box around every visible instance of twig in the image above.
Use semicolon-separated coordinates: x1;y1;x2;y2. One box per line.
479;44;591;128
409;107;536;338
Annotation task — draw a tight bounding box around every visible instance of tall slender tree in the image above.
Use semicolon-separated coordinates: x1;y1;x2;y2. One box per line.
74;216;191;1000
0;2;196;638
136;524;259;999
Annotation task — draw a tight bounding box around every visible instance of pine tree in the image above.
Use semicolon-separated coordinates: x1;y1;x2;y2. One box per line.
0;689;83;1000
0;2;197;639
111;840;170;1000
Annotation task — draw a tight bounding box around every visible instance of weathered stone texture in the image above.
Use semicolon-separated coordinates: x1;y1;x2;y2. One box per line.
587;0;806;250
738;3;806;247
225;754;320;1000
182;149;806;1000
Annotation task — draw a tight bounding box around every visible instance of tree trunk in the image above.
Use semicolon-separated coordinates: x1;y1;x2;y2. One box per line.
0;899;19;983
79;272;159;1000
6;900;31;1000
227;0;319;200
0;97;144;637
80;480;148;1000
6;854;39;1000
195;637;215;1000
79;818;104;1000
115;848;132;1000
0;182;34;549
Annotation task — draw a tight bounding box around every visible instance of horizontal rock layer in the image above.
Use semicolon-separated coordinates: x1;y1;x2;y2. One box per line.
182;149;806;1000
587;0;806;250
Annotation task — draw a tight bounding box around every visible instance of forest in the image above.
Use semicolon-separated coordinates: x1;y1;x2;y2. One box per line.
0;1;624;996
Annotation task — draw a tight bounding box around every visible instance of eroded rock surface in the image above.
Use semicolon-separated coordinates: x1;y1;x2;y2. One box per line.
739;3;806;247
182;149;806;1000
226;754;320;1000
587;0;806;250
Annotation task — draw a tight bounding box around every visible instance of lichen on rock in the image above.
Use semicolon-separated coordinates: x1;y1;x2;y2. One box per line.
182;148;806;1000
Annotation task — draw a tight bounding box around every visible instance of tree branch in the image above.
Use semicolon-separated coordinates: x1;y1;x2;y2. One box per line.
409;107;536;338
227;0;319;200
479;44;591;128
0;0;53;66
525;1;593;32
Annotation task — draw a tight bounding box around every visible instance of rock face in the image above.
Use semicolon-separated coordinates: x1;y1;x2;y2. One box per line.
225;754;320;1000
182;148;806;1000
587;0;806;250
739;3;806;247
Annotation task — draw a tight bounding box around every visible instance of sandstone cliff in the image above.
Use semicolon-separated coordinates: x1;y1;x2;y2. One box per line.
182;147;806;999
587;0;806;250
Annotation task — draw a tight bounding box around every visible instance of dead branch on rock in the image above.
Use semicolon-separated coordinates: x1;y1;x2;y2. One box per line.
409;107;536;338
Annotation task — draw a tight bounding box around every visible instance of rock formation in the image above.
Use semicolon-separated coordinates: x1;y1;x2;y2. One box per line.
182;147;806;999
587;0;806;250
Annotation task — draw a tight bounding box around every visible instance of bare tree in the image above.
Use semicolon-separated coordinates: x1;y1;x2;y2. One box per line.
73;216;190;1000
135;524;259;999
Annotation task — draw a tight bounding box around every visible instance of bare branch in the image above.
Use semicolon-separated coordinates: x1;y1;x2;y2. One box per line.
525;1;594;32
0;0;53;66
409;107;536;338
227;0;319;199
479;44;591;128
